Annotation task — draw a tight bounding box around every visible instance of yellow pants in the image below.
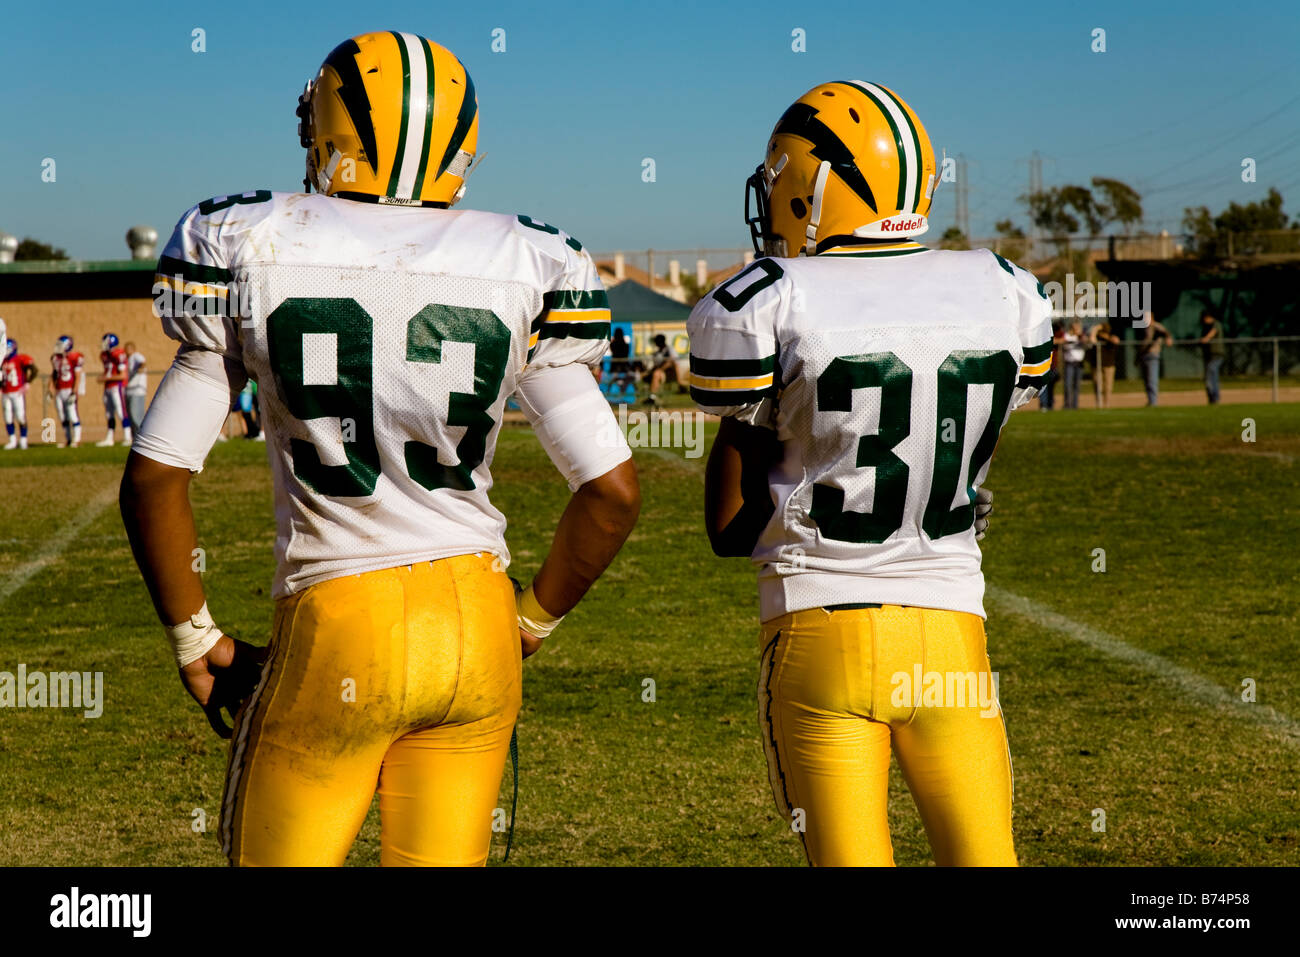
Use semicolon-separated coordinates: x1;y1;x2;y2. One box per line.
758;605;1016;867
220;554;521;866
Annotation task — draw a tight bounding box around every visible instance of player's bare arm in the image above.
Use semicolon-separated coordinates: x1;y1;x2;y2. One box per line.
519;458;639;657
703;416;779;558
119;451;266;738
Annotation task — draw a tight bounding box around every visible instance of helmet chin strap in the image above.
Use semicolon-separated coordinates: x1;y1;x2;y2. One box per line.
927;147;946;202
805;160;831;255
766;153;788;190
450;152;483;206
316;149;342;194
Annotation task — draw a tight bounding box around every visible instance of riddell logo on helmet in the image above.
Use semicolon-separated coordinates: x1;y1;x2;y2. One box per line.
855;213;930;239
879;215;926;233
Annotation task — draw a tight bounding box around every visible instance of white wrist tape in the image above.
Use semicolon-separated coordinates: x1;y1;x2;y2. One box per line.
165;602;224;667
517;585;565;640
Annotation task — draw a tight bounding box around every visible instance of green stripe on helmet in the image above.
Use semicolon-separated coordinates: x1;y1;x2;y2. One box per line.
874;84;925;213
410;37;437;199
385;31;412;198
839;81;908;212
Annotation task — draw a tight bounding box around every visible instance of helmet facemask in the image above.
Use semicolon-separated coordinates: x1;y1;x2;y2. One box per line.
296;80;316;193
744;154;790;258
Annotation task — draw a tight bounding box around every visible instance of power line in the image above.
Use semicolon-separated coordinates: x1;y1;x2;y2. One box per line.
1068;65;1299;158
1137;92;1300;186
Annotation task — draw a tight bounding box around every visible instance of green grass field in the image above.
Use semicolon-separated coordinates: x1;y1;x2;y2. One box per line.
1;403;1297;866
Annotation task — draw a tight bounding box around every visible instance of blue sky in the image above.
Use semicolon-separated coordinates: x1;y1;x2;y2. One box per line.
2;0;1298;259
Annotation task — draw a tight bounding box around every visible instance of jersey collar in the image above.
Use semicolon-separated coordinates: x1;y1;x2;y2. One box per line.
817;240;929;258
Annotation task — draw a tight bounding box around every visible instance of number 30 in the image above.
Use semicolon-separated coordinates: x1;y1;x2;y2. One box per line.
811;349;1015;544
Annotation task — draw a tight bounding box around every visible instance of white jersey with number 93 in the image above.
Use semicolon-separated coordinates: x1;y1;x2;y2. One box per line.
146;191;612;597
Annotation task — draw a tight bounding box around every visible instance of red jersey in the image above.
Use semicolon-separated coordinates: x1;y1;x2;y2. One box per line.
2;354;34;393
51;350;84;390
101;346;128;389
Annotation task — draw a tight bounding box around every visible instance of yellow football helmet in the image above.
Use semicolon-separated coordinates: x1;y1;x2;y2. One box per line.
745;81;940;257
296;31;479;207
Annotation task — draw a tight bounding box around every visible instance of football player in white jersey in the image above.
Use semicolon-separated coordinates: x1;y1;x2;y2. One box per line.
688;81;1052;866
120;31;640;866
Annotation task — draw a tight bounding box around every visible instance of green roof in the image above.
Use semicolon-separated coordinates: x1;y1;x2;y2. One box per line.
0;259;155;274
606;279;691;324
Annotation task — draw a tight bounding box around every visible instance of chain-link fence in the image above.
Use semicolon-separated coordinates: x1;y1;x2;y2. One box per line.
1048;336;1300;409
590;248;752;304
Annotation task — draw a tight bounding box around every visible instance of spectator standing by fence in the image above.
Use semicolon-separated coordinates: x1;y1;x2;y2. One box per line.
1062;321;1087;409
1039;323;1064;411
124;342;148;430
1199;311;1225;404
1093;321;1121;409
1136;313;1173;407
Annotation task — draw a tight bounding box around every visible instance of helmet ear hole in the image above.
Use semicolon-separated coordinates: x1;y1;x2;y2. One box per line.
790;198;807;219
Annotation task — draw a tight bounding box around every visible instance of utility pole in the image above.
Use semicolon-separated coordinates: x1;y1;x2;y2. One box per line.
1029;150;1043;254
955;154;969;240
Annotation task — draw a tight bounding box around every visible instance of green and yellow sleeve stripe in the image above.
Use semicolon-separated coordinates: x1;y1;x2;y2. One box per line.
529;289;611;353
689;354;778;407
1017;341;1053;388
154;255;232;316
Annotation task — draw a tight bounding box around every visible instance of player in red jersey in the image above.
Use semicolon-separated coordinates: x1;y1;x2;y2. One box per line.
50;334;85;447
95;332;132;446
2;338;37;450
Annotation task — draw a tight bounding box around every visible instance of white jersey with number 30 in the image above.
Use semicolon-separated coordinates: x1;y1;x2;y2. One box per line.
687;242;1053;620
141;191;616;597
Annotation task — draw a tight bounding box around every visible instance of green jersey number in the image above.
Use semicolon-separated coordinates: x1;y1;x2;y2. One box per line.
198;190;272;215
810;352;912;544
811;348;1016;544
266;297;510;498
404;304;510;492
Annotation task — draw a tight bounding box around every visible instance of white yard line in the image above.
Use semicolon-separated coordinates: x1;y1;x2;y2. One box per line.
986;585;1300;745
0;482;119;608
635;445;703;470
631;425;1297;744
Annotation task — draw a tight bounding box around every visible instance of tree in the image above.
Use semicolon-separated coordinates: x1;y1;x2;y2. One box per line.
1091;177;1143;233
939;226;969;250
992;219;1028;263
679;271;713;307
14;238;68;261
1023;178;1143;239
1023;186;1081;238
1182;187;1299;257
